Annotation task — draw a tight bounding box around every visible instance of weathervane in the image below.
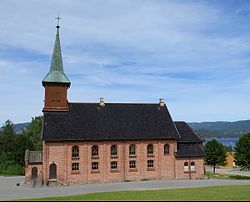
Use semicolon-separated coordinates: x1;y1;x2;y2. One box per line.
55;12;61;29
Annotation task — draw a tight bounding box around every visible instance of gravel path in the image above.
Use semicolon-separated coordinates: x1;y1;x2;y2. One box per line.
0;176;250;201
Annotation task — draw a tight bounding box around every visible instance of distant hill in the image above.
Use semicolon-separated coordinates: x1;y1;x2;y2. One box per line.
188;120;250;138
13;122;30;134
0;122;30;134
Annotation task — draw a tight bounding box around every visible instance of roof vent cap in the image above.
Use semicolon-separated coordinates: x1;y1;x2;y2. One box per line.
99;97;105;107
159;98;165;107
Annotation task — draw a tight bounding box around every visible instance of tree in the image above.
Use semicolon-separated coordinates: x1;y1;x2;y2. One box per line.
0;120;17;174
0;120;15;155
234;133;250;170
0;118;43;175
224;145;233;153
204;139;227;173
13;135;34;165
23;116;43;150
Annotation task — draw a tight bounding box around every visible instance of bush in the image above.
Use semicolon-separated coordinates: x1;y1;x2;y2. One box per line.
228;175;250;180
0;162;24;176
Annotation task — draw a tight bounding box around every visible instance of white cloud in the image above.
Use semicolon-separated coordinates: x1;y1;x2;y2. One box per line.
0;0;250;124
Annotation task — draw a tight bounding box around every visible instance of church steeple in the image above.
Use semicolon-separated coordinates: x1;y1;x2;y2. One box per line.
42;15;70;112
42;17;70;87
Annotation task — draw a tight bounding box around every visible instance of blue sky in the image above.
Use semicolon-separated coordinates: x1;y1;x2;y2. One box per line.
0;0;250;125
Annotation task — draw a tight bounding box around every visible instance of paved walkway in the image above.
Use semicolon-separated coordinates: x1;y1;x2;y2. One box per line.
0;176;250;201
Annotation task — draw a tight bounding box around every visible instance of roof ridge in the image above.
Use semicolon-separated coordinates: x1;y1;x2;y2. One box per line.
69;102;160;105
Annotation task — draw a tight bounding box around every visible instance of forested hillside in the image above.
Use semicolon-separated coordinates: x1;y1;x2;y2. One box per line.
188;120;250;138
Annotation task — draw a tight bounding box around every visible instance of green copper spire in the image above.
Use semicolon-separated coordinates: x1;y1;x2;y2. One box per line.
42;21;71;87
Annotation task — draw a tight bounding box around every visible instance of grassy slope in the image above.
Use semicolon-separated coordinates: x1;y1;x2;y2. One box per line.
24;184;250;201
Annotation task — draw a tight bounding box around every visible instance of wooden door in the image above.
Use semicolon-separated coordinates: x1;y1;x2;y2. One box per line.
31;167;38;179
49;163;57;179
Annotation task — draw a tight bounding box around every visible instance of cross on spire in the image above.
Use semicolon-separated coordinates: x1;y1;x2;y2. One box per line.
55;13;61;29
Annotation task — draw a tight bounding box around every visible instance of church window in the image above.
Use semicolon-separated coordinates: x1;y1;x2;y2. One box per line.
147;160;154;168
129;160;136;169
184;162;189;172
72;163;79;171
92;162;99;170
129;144;136;156
111;145;118;156
190;162;196;172
164;144;170;155
111;161;118;169
147;144;154;155
92;145;99;157
72;146;79;158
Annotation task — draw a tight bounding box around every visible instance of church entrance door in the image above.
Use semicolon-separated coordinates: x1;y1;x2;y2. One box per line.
31;167;38;179
49;163;57;179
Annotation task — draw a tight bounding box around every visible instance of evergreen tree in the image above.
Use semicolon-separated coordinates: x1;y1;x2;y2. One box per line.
0;120;17;174
13;135;34;165
224;145;233;152
235;133;250;170
0;120;15;156
24;116;43;151
205;139;227;173
0;118;42;175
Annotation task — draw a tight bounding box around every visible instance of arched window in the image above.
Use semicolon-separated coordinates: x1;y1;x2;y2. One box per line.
129;144;136;156
92;145;99;157
190;162;196;172
164;144;170;155
111;145;118;156
184;162;189;172
147;144;154;155
72;146;79;158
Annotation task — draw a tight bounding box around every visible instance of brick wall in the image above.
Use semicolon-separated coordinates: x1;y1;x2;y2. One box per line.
25;164;43;183
175;157;205;179
43;85;69;111
41;140;204;185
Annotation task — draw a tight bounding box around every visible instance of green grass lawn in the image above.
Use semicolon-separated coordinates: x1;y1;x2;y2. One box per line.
23;184;250;201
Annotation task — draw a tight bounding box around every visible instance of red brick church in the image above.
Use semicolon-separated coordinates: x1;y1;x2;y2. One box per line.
24;23;205;186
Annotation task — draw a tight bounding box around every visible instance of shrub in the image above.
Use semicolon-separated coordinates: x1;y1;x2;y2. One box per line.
0;162;24;175
229;175;250;180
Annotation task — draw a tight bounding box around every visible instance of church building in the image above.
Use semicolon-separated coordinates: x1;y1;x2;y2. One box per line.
24;23;205;186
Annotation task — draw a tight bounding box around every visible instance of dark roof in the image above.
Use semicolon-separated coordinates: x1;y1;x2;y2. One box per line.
174;121;203;143
174;121;204;158
175;143;205;158
43;103;180;141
